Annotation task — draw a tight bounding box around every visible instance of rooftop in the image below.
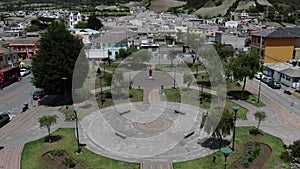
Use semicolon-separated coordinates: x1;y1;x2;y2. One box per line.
92;32;127;43
251;27;300;38
8;38;39;45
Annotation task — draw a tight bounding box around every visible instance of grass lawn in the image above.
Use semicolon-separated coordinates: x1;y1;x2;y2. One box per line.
227;80;265;108
196;72;211;89
96;88;144;109
99;63;119;72
21;128;140;169
164;88;248;119
59;89;143;120
225;100;248;120
246;95;266;107
173;126;290;169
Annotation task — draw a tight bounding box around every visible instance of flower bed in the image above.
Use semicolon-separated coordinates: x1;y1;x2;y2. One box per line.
43;149;85;169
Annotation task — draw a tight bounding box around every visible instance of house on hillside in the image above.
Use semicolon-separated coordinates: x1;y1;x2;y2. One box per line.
90;32;128;60
251;27;300;63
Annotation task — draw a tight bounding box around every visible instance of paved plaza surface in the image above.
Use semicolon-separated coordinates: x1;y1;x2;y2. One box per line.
1;63;300;169
80;69;217;163
79;101;216;163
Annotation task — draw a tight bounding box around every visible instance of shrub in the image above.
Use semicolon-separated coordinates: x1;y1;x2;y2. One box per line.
47;154;54;160
280;151;290;162
248;155;254;163
243;161;250;168
62;158;76;168
51;149;64;157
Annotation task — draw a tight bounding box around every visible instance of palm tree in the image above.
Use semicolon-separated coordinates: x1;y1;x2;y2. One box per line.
39;115;58;142
254;111;266;132
204;108;234;148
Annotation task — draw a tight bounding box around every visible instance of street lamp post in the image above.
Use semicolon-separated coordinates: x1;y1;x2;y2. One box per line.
61;77;68;109
73;107;81;154
257;75;262;103
173;63;176;89
231;105;240;151
220;147;233;169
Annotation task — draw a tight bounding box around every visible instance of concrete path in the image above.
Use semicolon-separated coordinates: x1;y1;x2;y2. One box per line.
141;162;173;169
0;105;72;169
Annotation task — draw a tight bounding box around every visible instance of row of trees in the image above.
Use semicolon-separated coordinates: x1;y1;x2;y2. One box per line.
26;13;103;32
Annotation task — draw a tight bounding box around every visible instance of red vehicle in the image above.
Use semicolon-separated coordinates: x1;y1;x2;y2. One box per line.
0;66;20;88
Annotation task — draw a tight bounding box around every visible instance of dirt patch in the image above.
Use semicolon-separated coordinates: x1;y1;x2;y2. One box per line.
43;150;85;169
149;0;186;12
194;0;236;17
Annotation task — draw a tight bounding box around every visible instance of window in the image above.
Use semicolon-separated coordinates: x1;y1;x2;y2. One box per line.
286;76;291;81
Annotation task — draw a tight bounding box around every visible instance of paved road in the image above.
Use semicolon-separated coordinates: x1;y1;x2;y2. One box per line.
247;78;300;117
0;74;37;117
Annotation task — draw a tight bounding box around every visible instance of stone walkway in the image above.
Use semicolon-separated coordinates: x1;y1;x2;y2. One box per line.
141;162;173;169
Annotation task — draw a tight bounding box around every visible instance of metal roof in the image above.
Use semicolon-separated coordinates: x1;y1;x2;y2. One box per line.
251;27;300;38
281;67;300;78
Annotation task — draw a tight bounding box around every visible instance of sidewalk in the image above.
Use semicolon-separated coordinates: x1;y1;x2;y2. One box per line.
231;83;300;145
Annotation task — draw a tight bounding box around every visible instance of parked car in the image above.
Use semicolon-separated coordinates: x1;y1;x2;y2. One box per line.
284;90;292;95
255;72;264;79
32;89;45;100
0;112;10;127
20;68;30;76
262;76;272;84
268;80;281;89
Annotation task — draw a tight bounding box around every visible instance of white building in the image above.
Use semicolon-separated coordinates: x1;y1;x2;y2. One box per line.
69;12;82;28
225;21;239;28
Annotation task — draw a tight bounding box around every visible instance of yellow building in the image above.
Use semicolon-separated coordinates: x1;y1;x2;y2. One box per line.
251;27;300;63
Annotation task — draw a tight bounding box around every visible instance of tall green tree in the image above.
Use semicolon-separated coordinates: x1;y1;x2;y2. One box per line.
227;51;260;98
39;115;58;143
254;111;266;131
31;21;86;95
213;43;235;62
88;13;103;30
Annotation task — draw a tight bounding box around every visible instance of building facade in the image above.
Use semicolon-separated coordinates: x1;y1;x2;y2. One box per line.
251;27;300;63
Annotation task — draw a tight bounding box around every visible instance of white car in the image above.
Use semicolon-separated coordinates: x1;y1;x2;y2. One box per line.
255;72;264;79
20;68;30;77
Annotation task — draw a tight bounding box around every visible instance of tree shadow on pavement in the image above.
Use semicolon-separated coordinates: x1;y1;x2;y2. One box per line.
199;137;230;150
40;95;73;107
